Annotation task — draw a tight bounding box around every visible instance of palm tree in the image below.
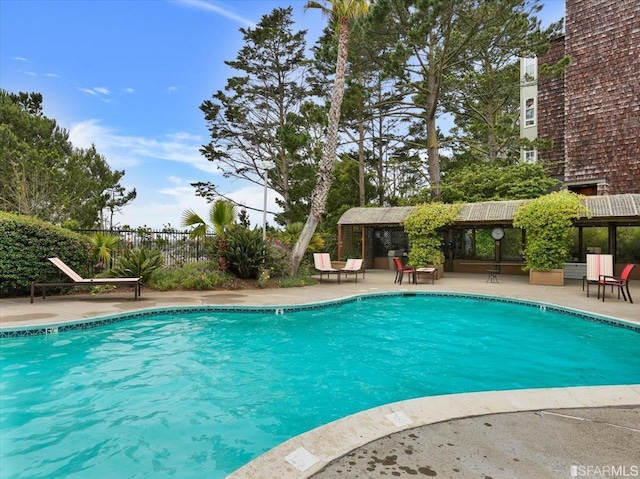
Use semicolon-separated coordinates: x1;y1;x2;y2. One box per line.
181;200;238;240
90;232;121;272
290;0;371;274
279;222;326;252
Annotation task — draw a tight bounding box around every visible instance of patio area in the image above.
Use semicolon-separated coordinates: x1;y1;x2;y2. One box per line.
1;270;638;328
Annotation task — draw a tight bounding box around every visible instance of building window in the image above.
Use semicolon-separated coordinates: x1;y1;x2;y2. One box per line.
524;57;536;78
525;97;536;127
524;149;536;163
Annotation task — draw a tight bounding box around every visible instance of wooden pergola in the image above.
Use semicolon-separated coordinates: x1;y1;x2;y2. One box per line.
337;194;640;276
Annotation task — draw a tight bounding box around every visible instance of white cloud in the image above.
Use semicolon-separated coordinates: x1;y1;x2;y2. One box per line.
66;119;282;230
124;87;135;93
45;73;60;78
114;183;211;229
77;86;110;96
227;184;281;228
166;132;201;142
111;177;281;230
78;87;97;96
166;176;184;185
173;0;256;27
68;119;216;172
13;56;29;62
167;86;179;93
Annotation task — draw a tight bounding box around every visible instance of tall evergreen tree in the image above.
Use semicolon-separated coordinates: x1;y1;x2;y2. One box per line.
373;0;485;200
197;7;317;225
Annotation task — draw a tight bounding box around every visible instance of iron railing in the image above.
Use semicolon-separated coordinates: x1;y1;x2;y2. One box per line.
75;228;212;269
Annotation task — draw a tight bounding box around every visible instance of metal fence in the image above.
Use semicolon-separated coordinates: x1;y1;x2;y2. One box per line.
76;229;212;269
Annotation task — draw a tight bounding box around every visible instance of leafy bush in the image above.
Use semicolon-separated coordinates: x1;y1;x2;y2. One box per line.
0;212;92;296
264;240;292;278
441;163;562;203
148;261;234;290
214;226;266;279
108;247;163;283
513;191;590;271
617;226;640;263
276;222;325;252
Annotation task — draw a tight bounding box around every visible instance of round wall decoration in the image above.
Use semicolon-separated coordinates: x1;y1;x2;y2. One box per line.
491;226;505;240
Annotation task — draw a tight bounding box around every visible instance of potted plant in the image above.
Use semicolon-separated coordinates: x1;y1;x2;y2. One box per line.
403;203;462;279
513;191;589;286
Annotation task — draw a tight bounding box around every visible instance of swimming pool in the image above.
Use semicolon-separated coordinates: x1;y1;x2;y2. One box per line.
1;293;639;479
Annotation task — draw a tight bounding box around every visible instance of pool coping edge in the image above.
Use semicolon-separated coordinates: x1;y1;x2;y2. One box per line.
1;291;638;337
227;385;640;479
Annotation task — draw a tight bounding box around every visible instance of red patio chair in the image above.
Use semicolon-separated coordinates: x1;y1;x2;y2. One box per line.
597;264;635;303
393;257;415;285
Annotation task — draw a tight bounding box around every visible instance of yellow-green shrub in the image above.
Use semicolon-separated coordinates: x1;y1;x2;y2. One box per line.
513;191;590;271
404;203;462;267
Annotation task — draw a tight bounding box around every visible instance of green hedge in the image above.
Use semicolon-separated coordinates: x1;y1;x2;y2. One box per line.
0;212;92;297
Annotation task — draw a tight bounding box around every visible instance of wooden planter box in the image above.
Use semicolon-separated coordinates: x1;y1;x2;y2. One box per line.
529;269;564;286
428;265;444;279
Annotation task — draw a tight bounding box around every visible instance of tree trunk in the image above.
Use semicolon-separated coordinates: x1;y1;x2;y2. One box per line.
486;100;498;162
426;33;441;201
376;86;384;206
426;86;441;200
358;115;366;206
290;17;351;274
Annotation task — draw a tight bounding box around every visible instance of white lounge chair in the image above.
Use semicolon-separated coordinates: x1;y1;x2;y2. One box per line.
313;253;341;284
583;254;613;297
31;257;141;303
341;258;365;283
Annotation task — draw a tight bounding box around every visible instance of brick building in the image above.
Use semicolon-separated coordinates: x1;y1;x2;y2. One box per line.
520;0;640;195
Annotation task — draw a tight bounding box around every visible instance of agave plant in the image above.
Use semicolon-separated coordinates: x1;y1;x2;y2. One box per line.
220;226;266;279
109;247;164;283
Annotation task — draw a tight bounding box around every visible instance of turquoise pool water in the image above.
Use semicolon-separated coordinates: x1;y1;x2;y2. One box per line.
1;294;639;479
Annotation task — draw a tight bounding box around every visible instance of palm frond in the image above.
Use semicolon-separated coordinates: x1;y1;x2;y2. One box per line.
181;208;206;227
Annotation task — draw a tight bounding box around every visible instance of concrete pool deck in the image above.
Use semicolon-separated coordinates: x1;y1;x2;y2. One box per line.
1;270;639;478
2;270;638;326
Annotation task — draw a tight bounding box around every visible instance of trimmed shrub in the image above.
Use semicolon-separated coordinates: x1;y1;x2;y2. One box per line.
0;212;92;296
148;261;234;290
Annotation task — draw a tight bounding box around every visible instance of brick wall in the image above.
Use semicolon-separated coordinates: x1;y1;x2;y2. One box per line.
563;0;640;194
538;36;566;177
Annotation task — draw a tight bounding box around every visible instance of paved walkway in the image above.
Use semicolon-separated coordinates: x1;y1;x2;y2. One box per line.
310;403;640;479
2;270;639;479
1;270;638;327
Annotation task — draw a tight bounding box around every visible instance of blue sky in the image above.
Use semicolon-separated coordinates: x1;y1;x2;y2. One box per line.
0;0;565;230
